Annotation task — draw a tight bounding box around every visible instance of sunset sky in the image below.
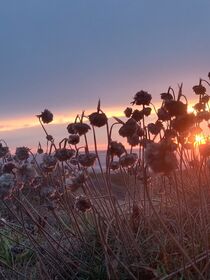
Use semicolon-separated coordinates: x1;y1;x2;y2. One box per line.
1;0;210;150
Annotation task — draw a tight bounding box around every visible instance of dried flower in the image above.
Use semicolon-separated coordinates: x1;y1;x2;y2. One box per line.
110;161;120;170
109;141;125;157
15;147;29;161
78;153;97;167
41;154;57;172
68;134;80;145
132;90;152;106
0;144;9;158
164;100;187;117
38;109;53;124
40;185;55;198
147;121;163;135
67;123;91;135
15;164;37;184
160;92;173;100
157;107;170;121
119;153;138;168
75;196;91;212
119;118;138;137
142;107;152;116
132;109;144;122
124;107;132;118
127;134;139;146
55;148;75;162
46;135;54;141
89;112;107;127
193;84;206;95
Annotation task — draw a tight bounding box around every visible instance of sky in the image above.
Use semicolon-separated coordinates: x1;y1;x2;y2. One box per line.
0;0;210;150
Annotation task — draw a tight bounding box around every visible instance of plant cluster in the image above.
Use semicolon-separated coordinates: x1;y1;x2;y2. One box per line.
1;73;210;279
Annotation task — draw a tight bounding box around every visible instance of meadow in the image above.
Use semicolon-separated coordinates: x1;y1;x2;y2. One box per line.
1;73;210;279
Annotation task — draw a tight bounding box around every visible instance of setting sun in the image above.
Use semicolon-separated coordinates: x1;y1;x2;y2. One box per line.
194;134;206;145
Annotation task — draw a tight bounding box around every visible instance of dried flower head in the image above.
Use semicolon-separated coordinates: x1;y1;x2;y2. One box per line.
124;107;132;118
147;121;163;135
127;134;139;146
67;123;91;135
38;109;53;124
75;195;91;212
0;144;9;158
109;141;125;157
89;112;107;127
119;153;138;168
15;147;29;161
132;109;144;122
55;148;75;162
164;100;187;117
143;107;152;116
68;134;80;145
160;92;173;100
110;161;120;170
193;84;206;95
119;118;138;137
157;107;170;121
132;90;152;106
15;164;37;184
78;153;97;167
41;154;57;172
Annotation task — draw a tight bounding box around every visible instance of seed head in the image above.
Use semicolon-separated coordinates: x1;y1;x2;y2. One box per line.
89;112;107;127
38;109;53;124
55;148;75;162
109;141;125;157
15;147;29;161
78;153;97;167
124;107;132;118
119;153;138;168
75;196;91;212
68;134;80;145
132;90;152;106
193;84;206;95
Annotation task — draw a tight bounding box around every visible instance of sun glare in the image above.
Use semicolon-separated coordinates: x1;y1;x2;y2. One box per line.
194;134;206;145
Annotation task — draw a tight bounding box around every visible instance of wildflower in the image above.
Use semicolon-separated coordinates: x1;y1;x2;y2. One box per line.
110;161;120;170
67;123;91;135
193;84;206;95
147;121;163;135
0;144;9;158
127;134;139;146
75;195;91;212
164;100;187;117
132;109;144;122
37;109;53;124
142;107;152;116
46;135;54;141
68;134;80;145
201;95;209;103
157;107;170;121
89;112;107;127
15;147;29;161
109;141;125;157
78;153;97;167
124;107;132;118
132;90;152;106
55;148;75;162
41;154;57;172
119;118;138;137
0;173;15;200
119;153;138;168
160;92;173;100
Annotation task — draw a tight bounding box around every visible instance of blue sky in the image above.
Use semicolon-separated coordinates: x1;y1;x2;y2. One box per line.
0;0;210;148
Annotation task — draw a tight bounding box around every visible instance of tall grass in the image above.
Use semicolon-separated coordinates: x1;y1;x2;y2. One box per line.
1;73;210;279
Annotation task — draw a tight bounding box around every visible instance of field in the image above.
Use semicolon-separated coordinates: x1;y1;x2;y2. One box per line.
1;74;210;279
